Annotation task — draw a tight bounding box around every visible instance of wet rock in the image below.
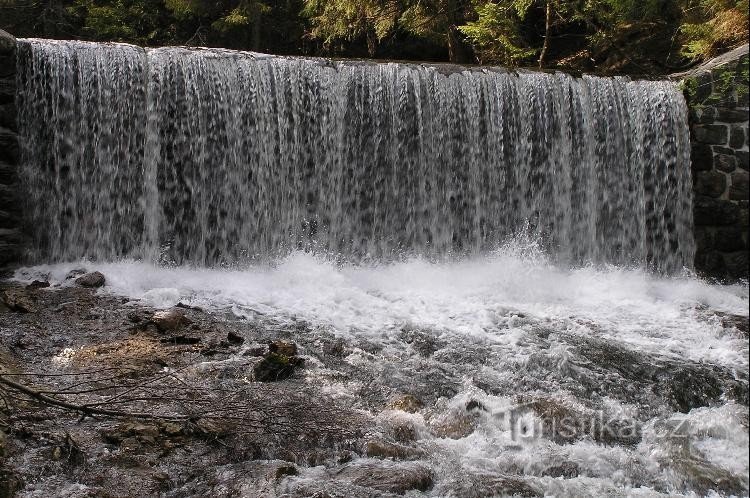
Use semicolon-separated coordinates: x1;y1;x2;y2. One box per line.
322;337;347;356
466;399;487;412
445;475;542;497
227;331;244;344
335;461;433;494
269;340;298;356
0;467;23;498
104;422;161;446
398;327;446;357
1;289;36;313
430;409;480;439
49;433;85;465
571;335;745;413
64;268;87;280
26;280;50;290
715;311;749;337
253;352;304;382
387;394;423;413
126;310;149;323
175;302;203;312
365;440;425;460
242;343;268;356
541;461;579;478
75;271;106;288
269;463;298;480
151;308;191;333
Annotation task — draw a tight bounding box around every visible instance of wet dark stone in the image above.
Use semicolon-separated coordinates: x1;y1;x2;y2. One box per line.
729;170;749;200
690;144;713;171
336;462;434;494
1;289;36;313
695;170;727;197
268;340;297;356
227;331;244;344
0;55;14;79
75;271;106;288
714;152;737;173
693;197;740;226
729;126;746;149
691;72;713;102
0;29;15;55
689;106;715;124
0;102;15;131
571;336;747;413
693;124;728;145
399;327;446;357
26;280;50;290
713;228;746;252
253;352;304;382
695;249;727;277
0;128;18;163
541;461;579;478
737;151;749;171
717;108;749;122
724;250;749;281
0;80;14;105
447;475;542;498
65;268;87;280
465;399;487;412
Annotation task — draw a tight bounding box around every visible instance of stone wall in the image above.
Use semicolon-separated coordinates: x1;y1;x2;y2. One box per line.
677;44;749;281
0;29;21;273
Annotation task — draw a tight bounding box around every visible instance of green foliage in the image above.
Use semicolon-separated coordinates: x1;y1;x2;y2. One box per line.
72;0;170;44
459;2;537;64
0;0;747;70
679;0;748;59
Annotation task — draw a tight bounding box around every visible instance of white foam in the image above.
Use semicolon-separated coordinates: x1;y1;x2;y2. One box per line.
15;252;748;370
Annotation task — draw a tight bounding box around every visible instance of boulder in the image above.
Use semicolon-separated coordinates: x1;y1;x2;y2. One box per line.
1;289;36;313
253;352;304;382
387;394;423;413
75;271;106;288
151;308;191;333
269;340;297;356
26;280;50;290
365;440;425;460
335;461;433;494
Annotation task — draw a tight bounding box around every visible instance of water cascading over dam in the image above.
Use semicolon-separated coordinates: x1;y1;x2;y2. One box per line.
16;39;694;270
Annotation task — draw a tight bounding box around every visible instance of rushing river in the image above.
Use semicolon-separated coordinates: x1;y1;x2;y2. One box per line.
15;249;749;497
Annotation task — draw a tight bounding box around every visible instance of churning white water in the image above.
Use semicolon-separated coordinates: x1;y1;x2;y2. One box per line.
13;251;750;496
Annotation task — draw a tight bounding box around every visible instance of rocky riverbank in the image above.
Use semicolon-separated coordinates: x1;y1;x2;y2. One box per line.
0;268;748;497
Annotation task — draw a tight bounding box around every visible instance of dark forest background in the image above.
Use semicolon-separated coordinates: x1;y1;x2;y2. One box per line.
1;0;748;74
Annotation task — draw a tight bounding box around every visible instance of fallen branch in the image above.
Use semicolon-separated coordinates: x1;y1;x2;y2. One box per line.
0;373;191;421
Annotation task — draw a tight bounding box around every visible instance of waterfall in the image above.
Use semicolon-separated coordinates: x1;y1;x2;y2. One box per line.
15;39;695;271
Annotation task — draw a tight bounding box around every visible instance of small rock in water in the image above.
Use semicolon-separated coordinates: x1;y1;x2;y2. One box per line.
227;331;244;345
269;340;297;356
542;461;579;478
151;308;191;333
75;271;106;288
336;461;433;494
253;352;304;382
65;268;87;280
388;394;423;413
1;290;36;313
366;440;425;460
26;280;50;290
